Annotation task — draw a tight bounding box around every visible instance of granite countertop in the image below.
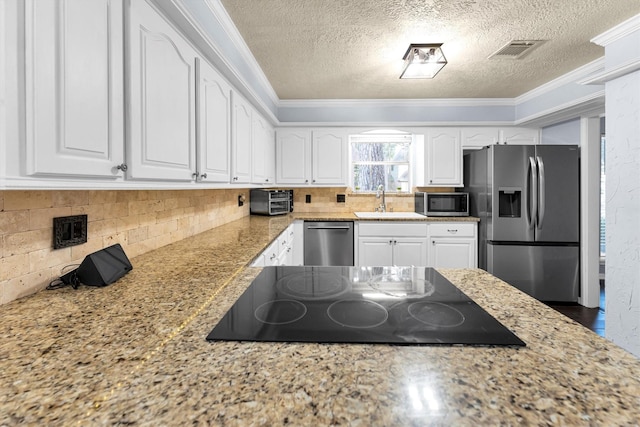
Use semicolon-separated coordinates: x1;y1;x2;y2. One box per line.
292;212;480;222
1;214;639;425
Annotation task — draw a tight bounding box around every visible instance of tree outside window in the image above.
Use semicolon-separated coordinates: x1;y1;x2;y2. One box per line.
350;135;412;192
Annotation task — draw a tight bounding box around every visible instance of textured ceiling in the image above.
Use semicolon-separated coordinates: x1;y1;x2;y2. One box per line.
218;0;640;100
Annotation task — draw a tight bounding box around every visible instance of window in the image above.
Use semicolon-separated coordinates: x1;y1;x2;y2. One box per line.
350;133;413;192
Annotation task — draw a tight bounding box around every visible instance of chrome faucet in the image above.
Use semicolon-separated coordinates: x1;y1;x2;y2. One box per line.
375;184;386;212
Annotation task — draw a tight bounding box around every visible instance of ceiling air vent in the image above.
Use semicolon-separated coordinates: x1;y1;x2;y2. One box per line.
489;40;545;60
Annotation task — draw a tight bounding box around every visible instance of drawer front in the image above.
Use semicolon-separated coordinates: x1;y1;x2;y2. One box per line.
429;223;476;238
358;222;428;237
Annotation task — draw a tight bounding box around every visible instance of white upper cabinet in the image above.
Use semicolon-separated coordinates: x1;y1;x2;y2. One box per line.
127;0;197;181
252;113;275;185
425;128;463;187
231;94;253;183
500;128;539;145
276;128;347;185
24;0;124;178
276;129;312;184
461;128;500;150
312;130;348;185
196;58;231;183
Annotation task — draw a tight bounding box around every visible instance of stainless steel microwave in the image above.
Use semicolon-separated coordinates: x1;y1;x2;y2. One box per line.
415;192;469;217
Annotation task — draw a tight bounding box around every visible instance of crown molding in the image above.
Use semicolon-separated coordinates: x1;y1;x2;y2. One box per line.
579;58;640;85
515;58;605;104
201;0;279;105
276;121;515;128
515;90;605;127
278;98;515;109
167;0;279;124
592;13;640;46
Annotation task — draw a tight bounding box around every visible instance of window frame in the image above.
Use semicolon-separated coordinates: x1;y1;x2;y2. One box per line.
349;132;414;193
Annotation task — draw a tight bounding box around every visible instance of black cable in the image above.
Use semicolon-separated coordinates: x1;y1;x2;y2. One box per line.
46;264;81;290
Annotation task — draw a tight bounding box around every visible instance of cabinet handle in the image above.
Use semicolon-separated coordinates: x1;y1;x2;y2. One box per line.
201;173;207;179
447;229;458;233
270;254;276;260
116;163;128;172
233;176;238;181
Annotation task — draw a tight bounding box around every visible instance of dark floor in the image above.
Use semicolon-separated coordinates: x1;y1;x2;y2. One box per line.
546;281;605;337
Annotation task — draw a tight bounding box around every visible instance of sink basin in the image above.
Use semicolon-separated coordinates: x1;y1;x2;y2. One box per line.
354;212;425;219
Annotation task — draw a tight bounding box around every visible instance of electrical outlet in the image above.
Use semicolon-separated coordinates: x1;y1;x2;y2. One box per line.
53;215;88;249
305;194;311;203
337;194;346;203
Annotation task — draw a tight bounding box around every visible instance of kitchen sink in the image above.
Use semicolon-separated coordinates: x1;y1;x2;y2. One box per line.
354;212;426;219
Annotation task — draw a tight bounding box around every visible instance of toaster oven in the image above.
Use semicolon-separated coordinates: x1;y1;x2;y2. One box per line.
250;189;292;216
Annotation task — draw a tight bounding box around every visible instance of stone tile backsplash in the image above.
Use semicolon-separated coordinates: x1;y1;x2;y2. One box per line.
0;189;250;305
0;186;451;305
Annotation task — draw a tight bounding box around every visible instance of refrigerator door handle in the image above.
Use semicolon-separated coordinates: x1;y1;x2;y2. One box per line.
528;156;537;229
536;156;546;230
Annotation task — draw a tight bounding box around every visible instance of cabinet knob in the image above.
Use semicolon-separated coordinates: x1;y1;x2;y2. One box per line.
116;163;128;172
305;179;309;183
312;179;316;183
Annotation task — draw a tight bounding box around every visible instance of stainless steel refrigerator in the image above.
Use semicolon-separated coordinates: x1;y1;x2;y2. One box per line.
464;145;580;302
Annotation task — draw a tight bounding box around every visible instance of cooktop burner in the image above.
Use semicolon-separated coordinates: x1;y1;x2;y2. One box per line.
207;266;525;347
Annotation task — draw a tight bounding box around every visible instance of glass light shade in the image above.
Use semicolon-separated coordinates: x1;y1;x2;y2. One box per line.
400;44;447;79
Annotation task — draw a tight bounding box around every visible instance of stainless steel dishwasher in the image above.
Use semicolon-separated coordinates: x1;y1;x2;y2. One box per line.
303;221;354;266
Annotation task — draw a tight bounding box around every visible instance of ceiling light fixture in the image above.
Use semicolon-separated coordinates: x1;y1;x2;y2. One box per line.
400;43;447;79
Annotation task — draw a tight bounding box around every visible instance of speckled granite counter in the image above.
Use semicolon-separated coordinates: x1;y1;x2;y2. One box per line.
1;214;639;426
292;212;480;222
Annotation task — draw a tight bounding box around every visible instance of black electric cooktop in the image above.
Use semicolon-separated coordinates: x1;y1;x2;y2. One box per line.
207;266;525;347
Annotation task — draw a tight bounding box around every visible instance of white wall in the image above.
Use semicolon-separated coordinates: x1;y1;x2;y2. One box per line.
541;119;581;144
593;15;640;357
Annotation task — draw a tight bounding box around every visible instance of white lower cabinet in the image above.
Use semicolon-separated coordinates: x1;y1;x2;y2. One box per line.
251;224;299;267
357;222;429;266
356;221;477;268
427;223;477;268
358;237;428;266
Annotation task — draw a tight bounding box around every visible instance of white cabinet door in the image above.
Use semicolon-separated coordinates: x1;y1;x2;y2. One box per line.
312;130;347;185
264;127;276;185
426;128;463;186
429;238;477;268
500;128;539;145
127;0;197;181
196;58;231;183
231;94;252;183
394;238;429;266
461;128;500;150
24;0;124;178
427;222;478;268
251;113;275;185
276;129;312;184
358;238;394;266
